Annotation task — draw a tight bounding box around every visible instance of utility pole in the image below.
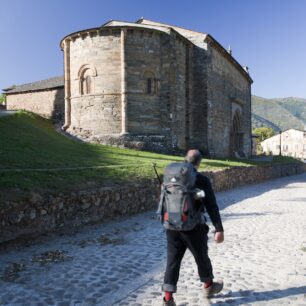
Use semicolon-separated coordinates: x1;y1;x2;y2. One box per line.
279;130;282;156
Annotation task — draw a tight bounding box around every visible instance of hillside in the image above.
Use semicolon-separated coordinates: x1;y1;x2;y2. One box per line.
1;111;287;200
252;96;306;131
252;113;281;132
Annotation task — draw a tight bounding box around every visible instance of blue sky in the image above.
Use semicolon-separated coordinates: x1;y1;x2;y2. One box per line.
1;0;306;98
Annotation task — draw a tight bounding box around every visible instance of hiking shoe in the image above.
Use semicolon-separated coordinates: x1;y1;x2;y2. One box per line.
204;280;224;297
163;297;176;306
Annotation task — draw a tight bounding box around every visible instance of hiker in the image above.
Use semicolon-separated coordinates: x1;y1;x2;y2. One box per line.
158;149;224;306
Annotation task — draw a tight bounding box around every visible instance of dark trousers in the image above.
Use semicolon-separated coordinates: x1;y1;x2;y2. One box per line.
162;224;213;293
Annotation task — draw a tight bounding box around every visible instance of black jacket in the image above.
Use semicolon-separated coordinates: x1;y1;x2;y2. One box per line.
195;171;224;232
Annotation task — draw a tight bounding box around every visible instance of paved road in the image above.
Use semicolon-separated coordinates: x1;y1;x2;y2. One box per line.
0;174;305;306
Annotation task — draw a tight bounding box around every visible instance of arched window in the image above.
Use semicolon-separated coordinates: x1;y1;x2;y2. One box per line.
144;71;157;95
78;64;97;95
147;78;152;94
85;75;92;94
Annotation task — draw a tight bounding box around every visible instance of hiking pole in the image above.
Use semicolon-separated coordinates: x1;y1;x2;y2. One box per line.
152;162;162;186
152;162;163;221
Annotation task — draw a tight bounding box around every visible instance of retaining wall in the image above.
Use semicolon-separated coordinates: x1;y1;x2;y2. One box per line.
1;163;305;244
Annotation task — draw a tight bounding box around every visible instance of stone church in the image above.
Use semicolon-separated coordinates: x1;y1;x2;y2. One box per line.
4;18;253;157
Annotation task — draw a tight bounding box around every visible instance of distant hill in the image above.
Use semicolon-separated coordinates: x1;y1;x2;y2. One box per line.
252;96;306;132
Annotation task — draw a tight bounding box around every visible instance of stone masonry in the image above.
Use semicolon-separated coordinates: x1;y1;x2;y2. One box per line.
1;162;305;245
5;89;64;120
0;171;305;306
3;19;253;157
60;18;253;157
4;76;64;120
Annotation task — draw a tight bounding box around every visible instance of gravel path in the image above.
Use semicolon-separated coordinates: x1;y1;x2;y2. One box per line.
0;173;305;306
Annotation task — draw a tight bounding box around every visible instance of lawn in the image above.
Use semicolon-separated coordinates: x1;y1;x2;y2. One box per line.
0;111;299;199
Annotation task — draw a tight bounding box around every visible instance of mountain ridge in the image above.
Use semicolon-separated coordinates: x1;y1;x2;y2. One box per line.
251;95;306;132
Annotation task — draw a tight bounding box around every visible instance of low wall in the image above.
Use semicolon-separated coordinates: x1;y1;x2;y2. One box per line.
206;163;306;192
0;163;305;244
6;88;64;120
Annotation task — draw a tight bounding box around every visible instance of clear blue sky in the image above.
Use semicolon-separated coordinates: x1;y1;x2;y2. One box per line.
1;0;306;98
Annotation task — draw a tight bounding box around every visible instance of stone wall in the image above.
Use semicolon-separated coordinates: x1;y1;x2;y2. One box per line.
206;44;252;158
206;163;306;192
65;26;192;152
189;44;208;153
1;163;305;244
125;29;164;135
0;181;160;244
171;35;188;149
61;22;252;157
68;29;122;135
6;88;64;120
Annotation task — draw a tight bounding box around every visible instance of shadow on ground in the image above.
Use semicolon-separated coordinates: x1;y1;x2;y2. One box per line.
215;173;306;212
212;285;306;305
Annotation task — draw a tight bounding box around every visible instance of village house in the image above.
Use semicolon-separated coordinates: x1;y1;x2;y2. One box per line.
261;128;306;160
3;77;64;120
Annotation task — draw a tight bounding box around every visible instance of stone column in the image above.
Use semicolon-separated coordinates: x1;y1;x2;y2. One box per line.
62;38;71;130
120;29;128;135
245;84;252;157
186;44;193;148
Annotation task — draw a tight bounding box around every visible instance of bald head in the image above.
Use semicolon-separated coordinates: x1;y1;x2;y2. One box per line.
185;149;202;167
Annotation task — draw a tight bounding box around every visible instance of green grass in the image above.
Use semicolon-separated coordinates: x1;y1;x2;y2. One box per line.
0;111;300;200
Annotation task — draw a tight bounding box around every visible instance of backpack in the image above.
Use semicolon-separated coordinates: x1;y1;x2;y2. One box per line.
157;162;201;231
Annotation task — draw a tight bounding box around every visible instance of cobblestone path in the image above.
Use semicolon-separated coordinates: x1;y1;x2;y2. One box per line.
0;173;305;306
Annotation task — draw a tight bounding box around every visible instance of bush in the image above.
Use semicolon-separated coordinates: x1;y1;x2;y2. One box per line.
253;127;276;141
0;94;5;105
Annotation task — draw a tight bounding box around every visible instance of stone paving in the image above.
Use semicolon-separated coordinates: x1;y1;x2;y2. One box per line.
0;174;305;306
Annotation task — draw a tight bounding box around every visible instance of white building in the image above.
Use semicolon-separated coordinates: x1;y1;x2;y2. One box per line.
261;129;306;160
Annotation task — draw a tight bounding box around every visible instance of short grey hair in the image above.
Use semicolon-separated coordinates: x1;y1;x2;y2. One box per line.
185;149;202;165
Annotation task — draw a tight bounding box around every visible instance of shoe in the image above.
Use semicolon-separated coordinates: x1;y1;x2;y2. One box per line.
203;280;224;298
163;297;176;306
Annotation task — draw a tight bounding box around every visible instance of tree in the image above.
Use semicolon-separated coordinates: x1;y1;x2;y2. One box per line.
252;127;276;155
0;94;4;105
253;127;276;142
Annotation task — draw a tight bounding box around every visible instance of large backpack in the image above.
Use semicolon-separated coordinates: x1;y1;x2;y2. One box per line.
157;162;201;231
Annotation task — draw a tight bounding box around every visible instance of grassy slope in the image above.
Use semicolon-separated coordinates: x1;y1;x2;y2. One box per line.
0;112;298;199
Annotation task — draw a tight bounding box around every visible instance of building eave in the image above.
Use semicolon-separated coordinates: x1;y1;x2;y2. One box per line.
60;20;193;50
136;17;208;37
60;26;101;50
2;76;64;95
204;35;253;84
4;86;64;95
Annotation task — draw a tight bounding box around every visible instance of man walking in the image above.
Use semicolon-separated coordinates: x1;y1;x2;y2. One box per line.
161;149;224;306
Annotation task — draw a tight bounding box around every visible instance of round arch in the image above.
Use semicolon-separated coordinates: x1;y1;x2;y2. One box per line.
78;64;97;95
143;70;157;95
231;110;243;154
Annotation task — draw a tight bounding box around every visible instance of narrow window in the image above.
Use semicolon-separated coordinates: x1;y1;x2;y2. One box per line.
85;76;92;94
144;71;157;95
78;65;97;95
81;78;86;95
147;78;152;94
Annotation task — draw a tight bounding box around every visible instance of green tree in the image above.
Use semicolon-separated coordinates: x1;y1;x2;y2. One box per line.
252;127;276;155
253;127;276;142
0;94;4;105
